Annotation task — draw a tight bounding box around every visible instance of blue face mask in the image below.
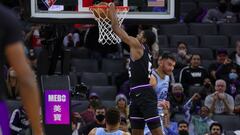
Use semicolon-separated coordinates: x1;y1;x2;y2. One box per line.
229;72;238;80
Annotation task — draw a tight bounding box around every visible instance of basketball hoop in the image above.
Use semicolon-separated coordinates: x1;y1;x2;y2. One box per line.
89;5;129;45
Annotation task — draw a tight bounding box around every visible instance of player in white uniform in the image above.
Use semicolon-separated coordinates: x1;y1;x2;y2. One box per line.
145;53;176;135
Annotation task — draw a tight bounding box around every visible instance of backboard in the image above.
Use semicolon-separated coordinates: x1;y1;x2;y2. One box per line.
21;0;179;24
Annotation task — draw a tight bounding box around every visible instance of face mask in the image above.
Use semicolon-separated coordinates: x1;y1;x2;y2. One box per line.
219;3;227;13
96;114;105;122
174;92;182;97
229;72;238;80
179;130;189;135
205;83;211;88
178;49;186;56
90;100;100;109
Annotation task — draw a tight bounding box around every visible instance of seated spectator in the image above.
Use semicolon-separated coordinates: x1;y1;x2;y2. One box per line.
178;120;190;135
200;78;215;100
115;94;129;118
80;92;101;124
184;103;215;135
185;93;203;114
179;54;208;95
6;67;20;99
173;42;191;69
202;0;237;23
63;32;80;47
71;112;86;135
234;94;240;114
79;106;106;135
209;49;229;82
204;79;234;114
9;106;30;135
226;65;240;98
168;83;187;114
205;122;223;135
230;40;240;66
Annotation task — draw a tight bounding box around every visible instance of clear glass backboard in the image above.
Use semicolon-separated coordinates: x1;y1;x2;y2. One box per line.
21;0;178;23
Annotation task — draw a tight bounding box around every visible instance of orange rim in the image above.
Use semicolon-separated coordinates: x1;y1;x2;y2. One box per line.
89;6;129;11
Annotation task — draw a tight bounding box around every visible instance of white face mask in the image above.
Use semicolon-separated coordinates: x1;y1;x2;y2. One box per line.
178;49;187;56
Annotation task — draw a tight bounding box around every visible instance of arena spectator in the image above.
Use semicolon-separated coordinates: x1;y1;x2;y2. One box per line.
202;0;237;23
205;122;223;135
178;120;189;135
179;54;208;95
168;83;188;114
234;94;240;114
9;106;30;135
230;40;240;66
79;106;106;135
204;79;235;114
63;32;80;47
6;67;20;99
200;78;215;100
225;65;240;98
209;49;229;82
115;94;129;118
80;92;101;124
173;42;191;69
184;104;214;135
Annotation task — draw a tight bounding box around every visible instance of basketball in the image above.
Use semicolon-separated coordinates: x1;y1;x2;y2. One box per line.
92;2;108;19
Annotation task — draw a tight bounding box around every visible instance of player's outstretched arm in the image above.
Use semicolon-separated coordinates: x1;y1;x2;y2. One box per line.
108;3;140;49
5;43;44;135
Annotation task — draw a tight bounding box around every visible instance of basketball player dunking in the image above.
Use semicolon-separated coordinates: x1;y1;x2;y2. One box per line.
0;4;44;135
109;3;163;135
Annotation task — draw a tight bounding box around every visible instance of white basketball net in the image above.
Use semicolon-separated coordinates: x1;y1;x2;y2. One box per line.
89;6;128;45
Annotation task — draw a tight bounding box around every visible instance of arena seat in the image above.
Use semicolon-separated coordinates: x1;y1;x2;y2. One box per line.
199;2;218;9
90;86;117;100
71;59;98;73
189;48;213;60
219;23;240;36
102;100;116;109
201;60;215;69
71;100;89;112
158;24;188;35
81;72;108;86
200;35;229;49
189;23;218;36
170;35;199;48
158;35;169;48
230;35;240;48
180;2;197;15
70;48;90;59
69;72;78;87
101;59;125;74
212;115;240;130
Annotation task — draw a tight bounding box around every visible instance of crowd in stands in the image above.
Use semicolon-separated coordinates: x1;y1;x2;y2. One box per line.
2;0;240;135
